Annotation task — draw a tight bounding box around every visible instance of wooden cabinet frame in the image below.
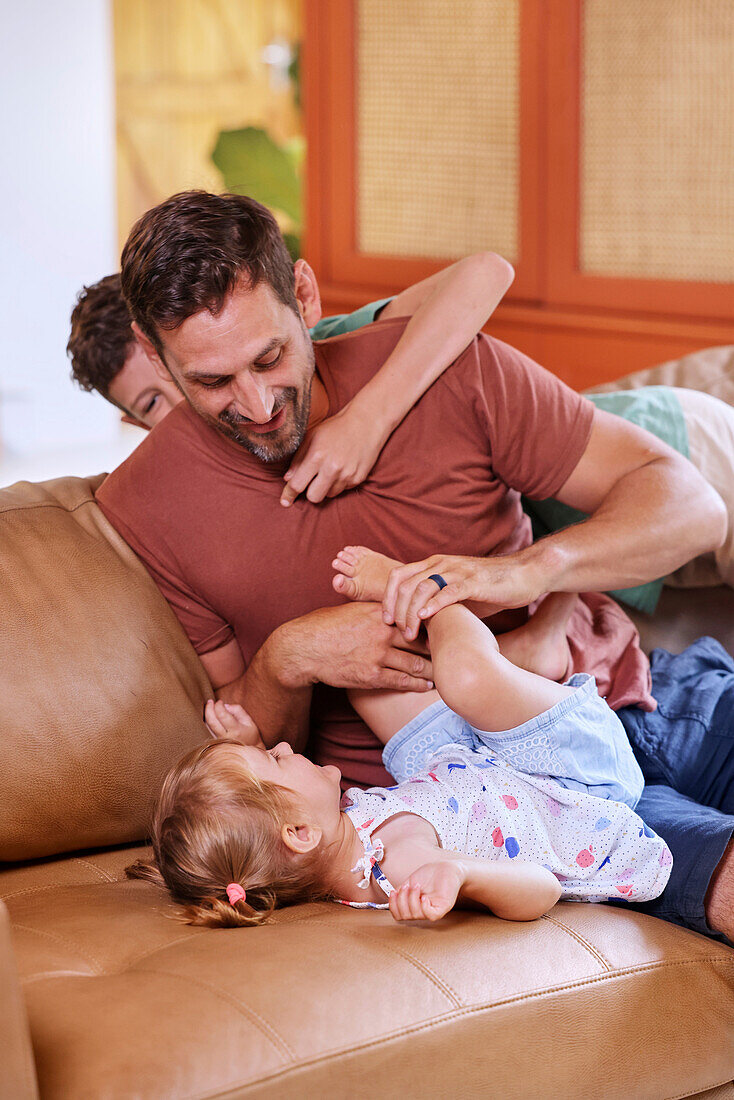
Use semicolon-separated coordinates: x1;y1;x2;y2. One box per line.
303;0;734;386
545;1;733;321
305;0;546;303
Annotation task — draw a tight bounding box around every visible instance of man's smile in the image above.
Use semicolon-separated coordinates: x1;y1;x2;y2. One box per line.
237;406;287;435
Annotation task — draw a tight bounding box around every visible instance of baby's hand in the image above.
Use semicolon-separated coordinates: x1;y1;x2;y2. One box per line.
388;860;464;923
204;700;264;747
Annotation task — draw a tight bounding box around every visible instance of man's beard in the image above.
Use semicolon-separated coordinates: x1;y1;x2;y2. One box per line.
217;383;312;462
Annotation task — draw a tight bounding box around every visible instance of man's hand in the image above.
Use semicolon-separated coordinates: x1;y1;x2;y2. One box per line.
273;602;434;692
201;603;434;754
280;402;387;506
382;552;544;640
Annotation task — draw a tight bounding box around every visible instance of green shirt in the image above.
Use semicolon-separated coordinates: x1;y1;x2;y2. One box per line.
309;298;393;340
525;387;689;613
310;300;689;615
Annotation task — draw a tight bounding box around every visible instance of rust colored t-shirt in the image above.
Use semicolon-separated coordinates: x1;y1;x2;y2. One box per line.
96;319;653;787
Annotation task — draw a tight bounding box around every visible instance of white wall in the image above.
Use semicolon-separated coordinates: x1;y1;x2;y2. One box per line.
0;0;120;460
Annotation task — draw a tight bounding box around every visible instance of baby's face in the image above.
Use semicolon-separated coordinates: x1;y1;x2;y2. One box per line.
234;742;342;824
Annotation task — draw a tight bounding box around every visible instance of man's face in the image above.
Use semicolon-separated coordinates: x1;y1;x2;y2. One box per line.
151;280;316;462
108;341;184;430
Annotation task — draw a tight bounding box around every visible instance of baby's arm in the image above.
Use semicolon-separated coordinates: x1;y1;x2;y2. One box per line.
389;850;561;923
281;252;514;505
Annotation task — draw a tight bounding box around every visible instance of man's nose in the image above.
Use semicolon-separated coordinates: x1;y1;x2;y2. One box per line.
231;373;275;422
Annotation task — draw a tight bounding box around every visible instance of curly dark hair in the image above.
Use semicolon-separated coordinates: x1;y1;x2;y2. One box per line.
67;273;135;402
120;191;299;358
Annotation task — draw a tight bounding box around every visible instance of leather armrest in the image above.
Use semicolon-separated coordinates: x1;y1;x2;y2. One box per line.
0;900;39;1099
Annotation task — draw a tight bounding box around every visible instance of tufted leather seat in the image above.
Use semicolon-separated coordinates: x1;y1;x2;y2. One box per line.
1;474;733;1099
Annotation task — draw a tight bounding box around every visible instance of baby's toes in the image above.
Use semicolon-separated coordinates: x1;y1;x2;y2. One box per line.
347;545;371;565
332;572;360;600
337;546;360;567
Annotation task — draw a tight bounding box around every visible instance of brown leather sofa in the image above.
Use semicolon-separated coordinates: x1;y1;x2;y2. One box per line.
1;472;733;1100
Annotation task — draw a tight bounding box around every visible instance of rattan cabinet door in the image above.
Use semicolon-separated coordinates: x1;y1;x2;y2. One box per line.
546;0;734;320
305;0;543;303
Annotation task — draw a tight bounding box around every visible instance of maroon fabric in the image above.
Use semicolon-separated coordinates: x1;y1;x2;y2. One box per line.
97;318;652;787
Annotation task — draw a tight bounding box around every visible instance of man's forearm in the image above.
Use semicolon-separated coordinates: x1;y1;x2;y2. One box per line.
216;602;435;744
524;453;727;595
216;626;313;751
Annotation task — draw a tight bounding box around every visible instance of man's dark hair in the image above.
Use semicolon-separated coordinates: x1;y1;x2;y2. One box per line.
67;273;135;400
120;191;298;356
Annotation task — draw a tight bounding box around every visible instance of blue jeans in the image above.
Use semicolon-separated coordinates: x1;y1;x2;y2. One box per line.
617;637;734;942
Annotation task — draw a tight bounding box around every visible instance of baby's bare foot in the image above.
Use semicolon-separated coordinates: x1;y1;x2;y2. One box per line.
332;545;402;602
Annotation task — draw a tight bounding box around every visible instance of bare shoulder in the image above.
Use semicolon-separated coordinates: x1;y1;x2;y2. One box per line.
373;811;442;887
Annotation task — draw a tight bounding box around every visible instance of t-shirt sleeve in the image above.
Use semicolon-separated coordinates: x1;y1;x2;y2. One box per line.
96;494;234;656
309;298;394;340
473;336;595;501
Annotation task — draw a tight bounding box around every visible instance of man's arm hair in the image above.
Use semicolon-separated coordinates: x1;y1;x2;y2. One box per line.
200;636;312;751
533;406;728;592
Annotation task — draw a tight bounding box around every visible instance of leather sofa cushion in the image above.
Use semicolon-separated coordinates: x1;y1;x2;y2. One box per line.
0;476;211;861
2;849;732;1099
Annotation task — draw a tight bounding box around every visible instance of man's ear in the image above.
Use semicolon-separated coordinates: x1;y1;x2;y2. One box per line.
131;322;171;383
281;822;322;855
120;413;151;432
293;259;322;329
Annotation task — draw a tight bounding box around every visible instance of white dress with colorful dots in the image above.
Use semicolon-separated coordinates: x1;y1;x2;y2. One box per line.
342;743;673;904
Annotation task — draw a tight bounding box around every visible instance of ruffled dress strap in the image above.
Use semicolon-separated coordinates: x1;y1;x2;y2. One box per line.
336;816;397;911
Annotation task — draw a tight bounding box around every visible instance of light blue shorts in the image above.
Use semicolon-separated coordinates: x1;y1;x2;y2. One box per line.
383;673;644;809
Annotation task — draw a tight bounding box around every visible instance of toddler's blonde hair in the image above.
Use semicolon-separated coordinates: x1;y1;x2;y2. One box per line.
127;739;335;927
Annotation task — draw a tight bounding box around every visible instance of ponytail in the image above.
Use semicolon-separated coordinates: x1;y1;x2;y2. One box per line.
126;739;334;926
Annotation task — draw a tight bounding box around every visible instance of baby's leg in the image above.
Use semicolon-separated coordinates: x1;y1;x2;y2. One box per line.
348;686;441;746
333;545;575;684
335;546;573;732
424;603;573;731
335;548;442;743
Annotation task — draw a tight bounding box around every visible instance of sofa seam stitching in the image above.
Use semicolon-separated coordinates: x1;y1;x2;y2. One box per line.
1;863;125;902
123;931;206;968
183;956;734;1099
664;1076;734;1100
139;967;295;1061
69;857;117;882
22;968;100;986
0;498;96;517
539;913;613;971
11;923;105;975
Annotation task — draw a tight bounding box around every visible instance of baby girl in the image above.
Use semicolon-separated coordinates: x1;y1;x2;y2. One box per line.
128;547;672;925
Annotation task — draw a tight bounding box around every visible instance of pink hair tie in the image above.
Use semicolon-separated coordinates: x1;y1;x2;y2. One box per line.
226;883;246;906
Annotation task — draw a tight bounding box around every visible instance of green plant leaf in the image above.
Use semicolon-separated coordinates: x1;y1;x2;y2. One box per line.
212;127;302;226
282;232;301;261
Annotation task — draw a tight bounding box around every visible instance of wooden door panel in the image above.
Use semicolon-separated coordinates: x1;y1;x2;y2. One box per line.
545;0;734;321
305;0;544;300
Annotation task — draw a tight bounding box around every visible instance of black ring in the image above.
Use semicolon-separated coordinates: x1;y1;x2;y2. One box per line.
428;573;448;591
